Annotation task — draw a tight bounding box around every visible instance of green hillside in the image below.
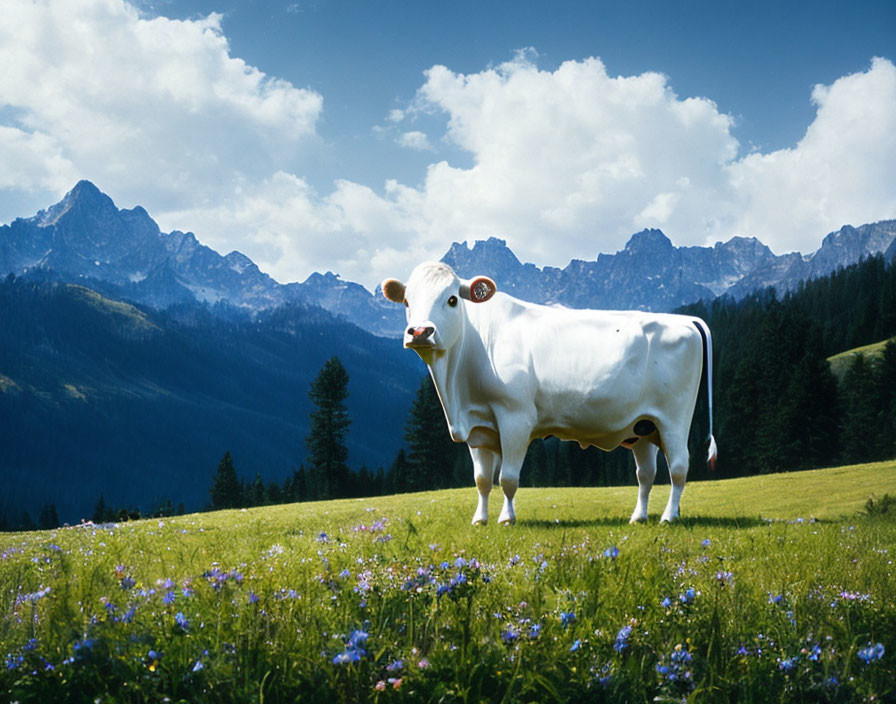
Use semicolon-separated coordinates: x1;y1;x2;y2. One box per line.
2;462;894;702
827;338;894;378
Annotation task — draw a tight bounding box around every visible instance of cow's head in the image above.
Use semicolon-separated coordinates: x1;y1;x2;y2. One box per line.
381;262;496;361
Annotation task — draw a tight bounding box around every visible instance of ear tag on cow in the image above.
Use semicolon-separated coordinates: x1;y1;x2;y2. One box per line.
471;280;491;301
462;276;496;303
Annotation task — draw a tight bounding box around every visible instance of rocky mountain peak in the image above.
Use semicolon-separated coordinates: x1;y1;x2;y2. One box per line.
36;180;116;228
624;229;674;254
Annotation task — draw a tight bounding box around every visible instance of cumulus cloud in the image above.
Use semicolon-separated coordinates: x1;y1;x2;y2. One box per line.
725;57;896;252
403;55;740;263
0;0;322;221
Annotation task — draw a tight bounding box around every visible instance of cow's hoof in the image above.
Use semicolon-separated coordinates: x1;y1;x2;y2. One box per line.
498;515;516;526
659;514;677;524
629;515;648;525
471;518;487;526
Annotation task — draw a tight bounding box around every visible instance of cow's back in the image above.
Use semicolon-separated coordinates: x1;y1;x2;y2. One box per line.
467;296;703;440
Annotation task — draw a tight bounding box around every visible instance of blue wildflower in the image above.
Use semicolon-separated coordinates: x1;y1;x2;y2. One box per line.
679;587;696;604
332;650;361;665
386;659;404;672
614;625;632;652
501;628;519;644
778;657;797;672
332;629;369;665
560;611;576;627
857;642;885;663
348;630;368;649
604;546;619;559
175;612;189;630
701;538;711;547
163;590;176;605
660;596;672;608
570;639;582;652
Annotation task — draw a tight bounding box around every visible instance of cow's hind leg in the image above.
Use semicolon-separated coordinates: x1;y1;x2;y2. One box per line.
470;446;500;525
630;441;658;523
660;435;690;524
497;438;528;526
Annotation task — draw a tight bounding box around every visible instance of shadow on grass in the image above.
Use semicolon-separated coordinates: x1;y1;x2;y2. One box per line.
521;515;784;529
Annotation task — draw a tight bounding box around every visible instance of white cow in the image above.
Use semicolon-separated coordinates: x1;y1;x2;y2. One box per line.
382;262;717;525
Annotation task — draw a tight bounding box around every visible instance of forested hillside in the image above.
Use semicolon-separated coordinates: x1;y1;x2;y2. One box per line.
0;276;420;526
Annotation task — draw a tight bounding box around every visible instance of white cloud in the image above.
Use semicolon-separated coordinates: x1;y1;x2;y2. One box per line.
396;130;434;151
725;57;896;253
0;0;322;219
400;55;742;264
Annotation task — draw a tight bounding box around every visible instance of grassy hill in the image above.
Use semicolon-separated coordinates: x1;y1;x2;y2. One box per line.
827;338;894;378
2;462;894;702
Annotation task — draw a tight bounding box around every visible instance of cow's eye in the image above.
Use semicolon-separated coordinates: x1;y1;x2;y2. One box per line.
447;295;458;307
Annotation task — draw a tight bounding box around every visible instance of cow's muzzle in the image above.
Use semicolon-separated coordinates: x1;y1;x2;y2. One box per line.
405;325;436;348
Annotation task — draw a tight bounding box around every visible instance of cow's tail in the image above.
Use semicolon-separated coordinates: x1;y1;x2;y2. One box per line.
693;318;718;471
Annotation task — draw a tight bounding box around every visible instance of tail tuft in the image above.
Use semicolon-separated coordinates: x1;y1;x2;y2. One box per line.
707;435;718;472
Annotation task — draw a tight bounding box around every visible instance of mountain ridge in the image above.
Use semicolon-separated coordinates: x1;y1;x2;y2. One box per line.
2;181;895;336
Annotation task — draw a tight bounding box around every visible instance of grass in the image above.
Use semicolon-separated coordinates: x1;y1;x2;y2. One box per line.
827;338;893;379
2;461;895;703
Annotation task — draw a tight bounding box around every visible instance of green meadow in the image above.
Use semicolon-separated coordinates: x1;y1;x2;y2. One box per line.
2;461;894;703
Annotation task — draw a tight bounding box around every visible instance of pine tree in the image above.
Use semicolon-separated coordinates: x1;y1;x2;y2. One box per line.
405;375;457;491
210;451;242;509
251;474;266;507
38;503;60;530
387;449;411;494
306;357;352;500
840;354;878;464
876;339;896;459
92;494;108;523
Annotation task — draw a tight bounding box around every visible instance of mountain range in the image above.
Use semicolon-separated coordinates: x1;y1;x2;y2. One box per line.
2;181;895;337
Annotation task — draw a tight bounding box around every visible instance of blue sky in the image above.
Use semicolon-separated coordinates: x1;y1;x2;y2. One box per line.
1;0;894;289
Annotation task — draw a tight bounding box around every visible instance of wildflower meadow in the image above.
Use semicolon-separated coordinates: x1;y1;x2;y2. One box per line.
2;460;894;703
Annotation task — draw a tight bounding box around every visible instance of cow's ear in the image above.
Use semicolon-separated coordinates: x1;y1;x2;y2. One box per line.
381;278;406;304
460;276;497;303
380;279;404;303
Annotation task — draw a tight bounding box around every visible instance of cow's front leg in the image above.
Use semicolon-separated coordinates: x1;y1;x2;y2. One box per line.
630;441;658;523
470;446;500;525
